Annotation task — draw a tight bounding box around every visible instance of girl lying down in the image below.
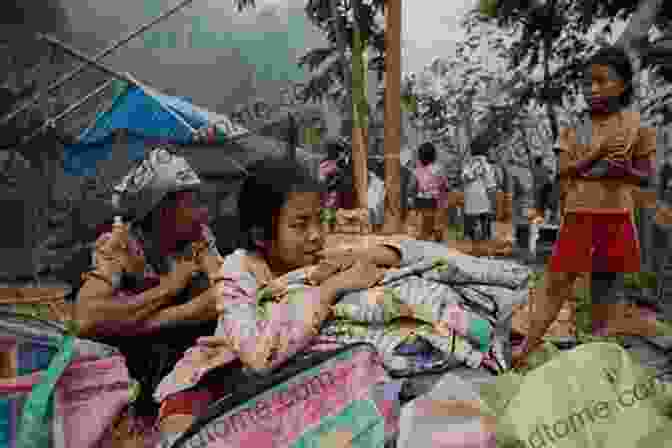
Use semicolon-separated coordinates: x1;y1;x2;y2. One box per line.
153;157;507;444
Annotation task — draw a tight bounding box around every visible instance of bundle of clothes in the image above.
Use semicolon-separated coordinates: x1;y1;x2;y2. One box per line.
257;240;531;378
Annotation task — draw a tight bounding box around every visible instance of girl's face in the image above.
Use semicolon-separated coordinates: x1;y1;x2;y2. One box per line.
583;64;625;112
268;191;324;272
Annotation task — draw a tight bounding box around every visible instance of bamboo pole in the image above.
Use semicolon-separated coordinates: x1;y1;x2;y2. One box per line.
382;0;403;234
19;80;114;147
0;0;196;127
39;35;146;88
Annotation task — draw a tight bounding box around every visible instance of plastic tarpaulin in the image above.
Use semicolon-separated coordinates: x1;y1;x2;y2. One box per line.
62;82;249;177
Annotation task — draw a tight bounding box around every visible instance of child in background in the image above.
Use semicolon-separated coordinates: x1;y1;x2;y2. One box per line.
410;142;450;242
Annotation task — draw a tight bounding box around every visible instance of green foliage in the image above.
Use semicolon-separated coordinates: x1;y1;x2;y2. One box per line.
300;0;386;106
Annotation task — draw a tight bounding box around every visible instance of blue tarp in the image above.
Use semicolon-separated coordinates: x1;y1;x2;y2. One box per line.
62;81;248;177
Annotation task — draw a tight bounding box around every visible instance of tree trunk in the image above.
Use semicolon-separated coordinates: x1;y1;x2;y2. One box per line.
382;0;403;234
351;0;369;211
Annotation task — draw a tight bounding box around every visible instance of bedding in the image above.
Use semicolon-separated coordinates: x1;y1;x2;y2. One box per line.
262;240;531;377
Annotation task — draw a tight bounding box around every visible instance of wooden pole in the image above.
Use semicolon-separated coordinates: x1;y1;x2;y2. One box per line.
20;80;114;147
382;0;403;234
40;36;144;88
351;0;369;212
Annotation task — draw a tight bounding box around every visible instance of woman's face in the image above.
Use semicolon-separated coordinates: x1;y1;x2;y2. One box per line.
583;64;625;103
160;190;210;239
269;191;324;272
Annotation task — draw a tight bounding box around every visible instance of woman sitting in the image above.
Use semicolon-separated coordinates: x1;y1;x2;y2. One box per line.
153;157;402;445
76;146;227;424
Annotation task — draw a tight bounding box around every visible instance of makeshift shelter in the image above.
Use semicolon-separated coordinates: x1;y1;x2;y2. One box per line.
62;78;322;254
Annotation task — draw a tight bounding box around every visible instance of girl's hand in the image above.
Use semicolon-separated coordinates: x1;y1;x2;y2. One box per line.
316;248;358;271
323;261;385;294
307;261;342;285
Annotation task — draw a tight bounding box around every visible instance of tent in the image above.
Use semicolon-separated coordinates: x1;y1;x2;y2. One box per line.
62;77;253;178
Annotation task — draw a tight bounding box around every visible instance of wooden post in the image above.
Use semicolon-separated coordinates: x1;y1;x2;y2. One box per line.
382;0;403;234
351;0;369;212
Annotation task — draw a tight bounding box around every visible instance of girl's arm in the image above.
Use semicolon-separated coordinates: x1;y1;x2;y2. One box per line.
556;124;615;178
557;142;606;178
318;245;402;269
211;275;343;375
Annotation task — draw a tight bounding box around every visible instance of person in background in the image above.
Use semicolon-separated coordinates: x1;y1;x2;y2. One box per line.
462;146;497;241
408;142;449;242
319;137;355;211
488;151;514;240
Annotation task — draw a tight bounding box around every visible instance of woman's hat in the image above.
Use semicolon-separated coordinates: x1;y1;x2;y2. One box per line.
112;146;202;222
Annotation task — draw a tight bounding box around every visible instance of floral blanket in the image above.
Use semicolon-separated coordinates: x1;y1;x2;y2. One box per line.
261;241;531;377
154;241;532;403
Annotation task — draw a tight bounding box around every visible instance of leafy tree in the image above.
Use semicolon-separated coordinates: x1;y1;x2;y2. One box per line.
408;14;525;164
479;0;672;127
299;0;388;210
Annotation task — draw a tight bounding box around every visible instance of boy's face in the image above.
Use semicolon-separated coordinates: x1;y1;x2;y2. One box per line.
270;191;324;270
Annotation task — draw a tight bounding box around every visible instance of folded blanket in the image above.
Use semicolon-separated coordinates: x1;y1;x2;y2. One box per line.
260;254;532;377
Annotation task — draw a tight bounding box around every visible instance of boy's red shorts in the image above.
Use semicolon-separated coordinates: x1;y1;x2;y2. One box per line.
549;208;641;273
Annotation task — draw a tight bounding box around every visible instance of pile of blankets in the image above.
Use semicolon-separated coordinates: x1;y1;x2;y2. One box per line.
260;241;532;377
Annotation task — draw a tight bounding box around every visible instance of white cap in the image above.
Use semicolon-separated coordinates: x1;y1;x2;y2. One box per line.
114;216;123;225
